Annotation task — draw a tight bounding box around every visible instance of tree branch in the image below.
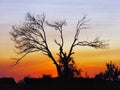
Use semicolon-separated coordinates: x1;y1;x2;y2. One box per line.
10;13;58;66
67;15;88;60
46;21;66;60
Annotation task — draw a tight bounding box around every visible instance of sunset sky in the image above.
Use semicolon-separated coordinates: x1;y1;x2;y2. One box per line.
0;0;120;82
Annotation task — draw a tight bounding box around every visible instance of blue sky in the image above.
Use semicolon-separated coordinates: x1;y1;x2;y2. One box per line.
1;0;120;24
0;0;120;58
0;0;120;57
1;0;120;46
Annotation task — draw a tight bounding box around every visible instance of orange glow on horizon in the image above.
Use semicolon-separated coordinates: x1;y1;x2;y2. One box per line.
0;48;120;82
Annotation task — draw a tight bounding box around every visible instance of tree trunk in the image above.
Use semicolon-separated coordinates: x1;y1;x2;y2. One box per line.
64;63;70;78
55;64;63;78
50;56;63;78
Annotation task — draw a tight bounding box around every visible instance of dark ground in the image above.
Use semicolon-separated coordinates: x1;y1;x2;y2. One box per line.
0;77;120;90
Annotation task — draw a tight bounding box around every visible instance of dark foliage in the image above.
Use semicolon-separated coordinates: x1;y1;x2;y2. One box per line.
58;57;81;78
0;78;16;90
42;74;52;79
95;61;120;81
1;77;120;90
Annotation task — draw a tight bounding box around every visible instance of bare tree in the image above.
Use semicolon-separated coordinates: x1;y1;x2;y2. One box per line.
10;13;108;78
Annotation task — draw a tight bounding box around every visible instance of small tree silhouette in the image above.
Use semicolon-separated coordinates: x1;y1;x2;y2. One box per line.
95;61;120;81
10;13;108;78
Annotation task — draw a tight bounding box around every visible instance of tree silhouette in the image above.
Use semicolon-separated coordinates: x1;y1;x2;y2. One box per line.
10;13;108;78
95;61;120;81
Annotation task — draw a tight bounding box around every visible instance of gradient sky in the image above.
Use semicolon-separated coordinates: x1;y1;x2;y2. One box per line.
0;0;120;82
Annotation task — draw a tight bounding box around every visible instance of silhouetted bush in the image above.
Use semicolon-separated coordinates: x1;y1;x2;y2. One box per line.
58;57;81;78
42;74;52;79
0;77;16;85
95;61;120;81
1;77;120;90
0;77;16;90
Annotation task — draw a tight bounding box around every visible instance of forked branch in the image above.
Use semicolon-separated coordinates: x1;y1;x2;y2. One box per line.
46;21;67;59
67;15;108;60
